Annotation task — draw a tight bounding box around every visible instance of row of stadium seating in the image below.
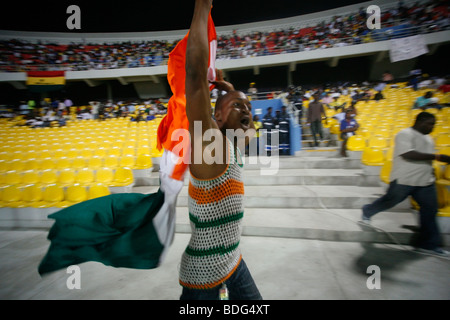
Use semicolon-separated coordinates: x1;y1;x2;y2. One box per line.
0;117;161;207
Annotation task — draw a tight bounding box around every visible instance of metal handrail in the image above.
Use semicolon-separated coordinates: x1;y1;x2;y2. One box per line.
0;20;448;73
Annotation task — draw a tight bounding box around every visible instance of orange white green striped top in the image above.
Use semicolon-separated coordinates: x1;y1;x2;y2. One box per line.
179;138;244;289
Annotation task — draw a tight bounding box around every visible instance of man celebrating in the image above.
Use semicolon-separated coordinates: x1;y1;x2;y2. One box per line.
180;0;262;300
362;112;450;256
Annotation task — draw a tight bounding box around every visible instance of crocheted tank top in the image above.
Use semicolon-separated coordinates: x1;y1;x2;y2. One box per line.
179;138;244;289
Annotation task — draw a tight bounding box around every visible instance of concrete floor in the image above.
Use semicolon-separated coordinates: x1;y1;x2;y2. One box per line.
1;229;449;300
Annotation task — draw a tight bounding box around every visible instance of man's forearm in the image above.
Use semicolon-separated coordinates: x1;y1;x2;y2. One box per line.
186;0;212;81
401;150;438;161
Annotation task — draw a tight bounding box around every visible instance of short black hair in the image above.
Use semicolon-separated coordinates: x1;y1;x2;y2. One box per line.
415;111;435;124
214;90;238;114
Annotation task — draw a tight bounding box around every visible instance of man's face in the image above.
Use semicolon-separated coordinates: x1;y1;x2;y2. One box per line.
216;91;254;132
417;118;436;135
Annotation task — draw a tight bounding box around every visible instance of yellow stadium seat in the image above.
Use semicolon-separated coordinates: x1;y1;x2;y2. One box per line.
55;157;72;170
107;147;122;157
21;184;43;204
39;184;65;208
367;135;389;149
79;148;94;158
58;168;76;186
8;159;26;172
66;148;79;159
75;168;95;186
39;158;56;170
104;155;119;168
65;184;88;204
1;185;22;206
72;156;87;170
3;170;22;185
95;167;114;184
0;161;9;173
22;159;40;171
88;183;111;200
39;169;59;185
119;155;135;168
361;147;385;166
21;170;40;185
435;134;450;148
346;135;366;151
88;156;103;169
93;147;108;158
122;146;136;157
151;147;164;158
136;146;151;156
111;167;134;187
380;160;392;184
134;154;153;169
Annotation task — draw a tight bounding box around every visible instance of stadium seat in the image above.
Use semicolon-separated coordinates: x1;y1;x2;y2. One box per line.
361;147;385;166
104;155;119;168
3;170;22;185
367;135;389;149
65;184;88;204
88;183;111;200
72;156;87;170
380;160;392;184
111;167;134;186
21;170;40;185
39;184;65;208
39;158;56;170
119;154;136;168
55;157;72;170
134;154;153;169
107;147;122;157
39;169;59;185
88;156;103;169
346;135;366;151
75;168;95;186
95;167;114;184
21;184;43;204
136;146;151;156
1;185;22;207
58;168;76;186
435;134;450;148
8;159;26;172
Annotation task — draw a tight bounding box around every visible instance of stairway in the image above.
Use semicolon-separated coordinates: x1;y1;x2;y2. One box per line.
134;149;432;246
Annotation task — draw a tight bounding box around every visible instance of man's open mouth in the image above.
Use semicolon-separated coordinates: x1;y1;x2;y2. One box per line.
240;117;250;126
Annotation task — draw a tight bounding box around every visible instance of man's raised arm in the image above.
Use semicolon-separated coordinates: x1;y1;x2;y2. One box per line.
185;0;214;131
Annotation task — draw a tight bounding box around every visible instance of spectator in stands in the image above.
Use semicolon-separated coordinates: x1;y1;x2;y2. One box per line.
373;90;384;101
248;82;258;100
382;70;394;83
339;108;359;157
361;111;450;257
306;93;326;147
413;91;434;109
248;114;262;156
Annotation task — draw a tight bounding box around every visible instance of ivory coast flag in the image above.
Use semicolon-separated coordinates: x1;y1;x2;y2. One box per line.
26;71;65;92
157;10;217;182
38;10;217;275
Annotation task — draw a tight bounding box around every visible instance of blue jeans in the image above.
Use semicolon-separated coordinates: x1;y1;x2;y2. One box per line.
362;180;442;250
310;120;323;146
180;259;262;300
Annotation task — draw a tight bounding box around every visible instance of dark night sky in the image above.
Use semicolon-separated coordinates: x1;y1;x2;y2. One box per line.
0;0;370;33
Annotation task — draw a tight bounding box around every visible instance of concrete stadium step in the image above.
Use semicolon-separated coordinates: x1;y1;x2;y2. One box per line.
173;207;424;245
131;184;409;210
138;168;365;186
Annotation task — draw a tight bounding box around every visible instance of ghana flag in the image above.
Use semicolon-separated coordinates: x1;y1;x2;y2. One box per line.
26;71;65;92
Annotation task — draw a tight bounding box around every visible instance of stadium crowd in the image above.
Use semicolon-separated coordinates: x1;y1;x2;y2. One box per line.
0;0;448;72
